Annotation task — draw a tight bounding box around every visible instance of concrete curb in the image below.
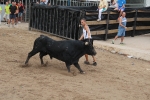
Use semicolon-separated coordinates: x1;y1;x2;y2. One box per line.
94;41;150;61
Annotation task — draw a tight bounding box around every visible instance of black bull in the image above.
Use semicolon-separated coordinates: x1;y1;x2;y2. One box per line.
24;35;96;73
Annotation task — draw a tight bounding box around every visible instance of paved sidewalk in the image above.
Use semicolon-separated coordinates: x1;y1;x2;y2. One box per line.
94;34;150;61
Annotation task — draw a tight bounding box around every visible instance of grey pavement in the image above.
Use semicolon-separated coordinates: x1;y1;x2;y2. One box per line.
94;34;150;61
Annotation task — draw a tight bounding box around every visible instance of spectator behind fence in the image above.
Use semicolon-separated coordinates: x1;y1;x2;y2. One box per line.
3;1;10;25
9;1;17;27
112;12;127;44
117;0;126;19
110;0;118;10
14;1;19;25
40;0;46;5
18;3;24;23
8;0;12;6
0;5;2;25
97;0;108;21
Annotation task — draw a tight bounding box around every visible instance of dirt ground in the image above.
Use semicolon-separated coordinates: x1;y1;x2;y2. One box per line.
0;23;150;100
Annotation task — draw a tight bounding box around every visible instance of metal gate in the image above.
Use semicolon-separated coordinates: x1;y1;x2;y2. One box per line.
126;0;145;8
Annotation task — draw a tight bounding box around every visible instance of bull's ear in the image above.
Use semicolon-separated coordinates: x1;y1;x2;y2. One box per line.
85;42;89;45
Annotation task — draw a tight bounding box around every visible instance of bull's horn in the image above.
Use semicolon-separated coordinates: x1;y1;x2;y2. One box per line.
85;42;89;45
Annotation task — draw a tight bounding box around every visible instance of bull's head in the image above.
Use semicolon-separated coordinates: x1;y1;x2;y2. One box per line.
85;42;97;56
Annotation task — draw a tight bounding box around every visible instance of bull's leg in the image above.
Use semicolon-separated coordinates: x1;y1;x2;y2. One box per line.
25;50;39;65
73;63;85;74
39;52;47;65
65;63;71;72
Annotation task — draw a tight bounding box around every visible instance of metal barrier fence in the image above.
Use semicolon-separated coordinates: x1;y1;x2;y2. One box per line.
29;4;150;40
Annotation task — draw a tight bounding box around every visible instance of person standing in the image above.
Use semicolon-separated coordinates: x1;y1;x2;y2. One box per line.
9;1;17;27
97;0;108;21
79;18;97;66
14;2;19;25
112;12;127;44
18;3;24;23
0;6;2;25
3;2;10;25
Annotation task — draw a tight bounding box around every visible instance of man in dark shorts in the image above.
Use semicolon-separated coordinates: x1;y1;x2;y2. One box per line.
9;1;17;27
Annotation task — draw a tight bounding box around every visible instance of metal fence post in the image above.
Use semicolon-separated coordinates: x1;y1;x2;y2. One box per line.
105;10;110;40
132;9;137;37
28;2;31;30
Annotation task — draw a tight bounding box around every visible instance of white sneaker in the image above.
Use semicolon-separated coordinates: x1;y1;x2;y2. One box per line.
112;40;114;44
97;19;101;21
18;21;21;23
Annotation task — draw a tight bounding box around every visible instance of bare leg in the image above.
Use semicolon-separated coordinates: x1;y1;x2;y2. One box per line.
121;36;124;43
85;54;88;61
11;19;15;27
114;35;118;40
92;56;97;66
92;56;96;62
119;10;123;17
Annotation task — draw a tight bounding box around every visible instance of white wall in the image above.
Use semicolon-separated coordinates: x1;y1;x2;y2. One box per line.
0;4;5;21
145;0;150;7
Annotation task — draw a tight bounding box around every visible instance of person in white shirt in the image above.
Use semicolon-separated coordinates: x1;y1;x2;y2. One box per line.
79;18;97;66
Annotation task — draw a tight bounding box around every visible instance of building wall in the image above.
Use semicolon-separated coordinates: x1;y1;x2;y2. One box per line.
145;0;150;7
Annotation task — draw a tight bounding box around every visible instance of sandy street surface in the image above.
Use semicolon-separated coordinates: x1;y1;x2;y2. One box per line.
0;23;150;100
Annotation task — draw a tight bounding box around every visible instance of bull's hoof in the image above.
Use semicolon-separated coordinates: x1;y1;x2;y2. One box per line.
41;61;48;67
80;71;85;74
22;64;29;67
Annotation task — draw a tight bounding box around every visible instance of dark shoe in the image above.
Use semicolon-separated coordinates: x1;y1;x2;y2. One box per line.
120;42;124;44
84;61;90;65
93;62;97;66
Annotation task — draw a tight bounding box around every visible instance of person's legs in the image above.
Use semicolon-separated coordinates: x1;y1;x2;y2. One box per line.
3;13;6;23
15;14;18;25
92;56;97;66
121;36;124;43
85;54;89;61
97;9;103;21
119;10;123;17
112;35;119;44
84;54;90;64
10;14;15;27
7;14;10;27
18;12;22;23
20;13;22;22
120;31;125;43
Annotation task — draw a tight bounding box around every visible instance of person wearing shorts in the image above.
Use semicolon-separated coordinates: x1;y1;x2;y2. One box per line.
117;0;126;19
3;2;10;26
79;18;97;66
97;0;108;21
112;12;127;44
18;3;23;23
9;1;17;27
14;2;19;25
